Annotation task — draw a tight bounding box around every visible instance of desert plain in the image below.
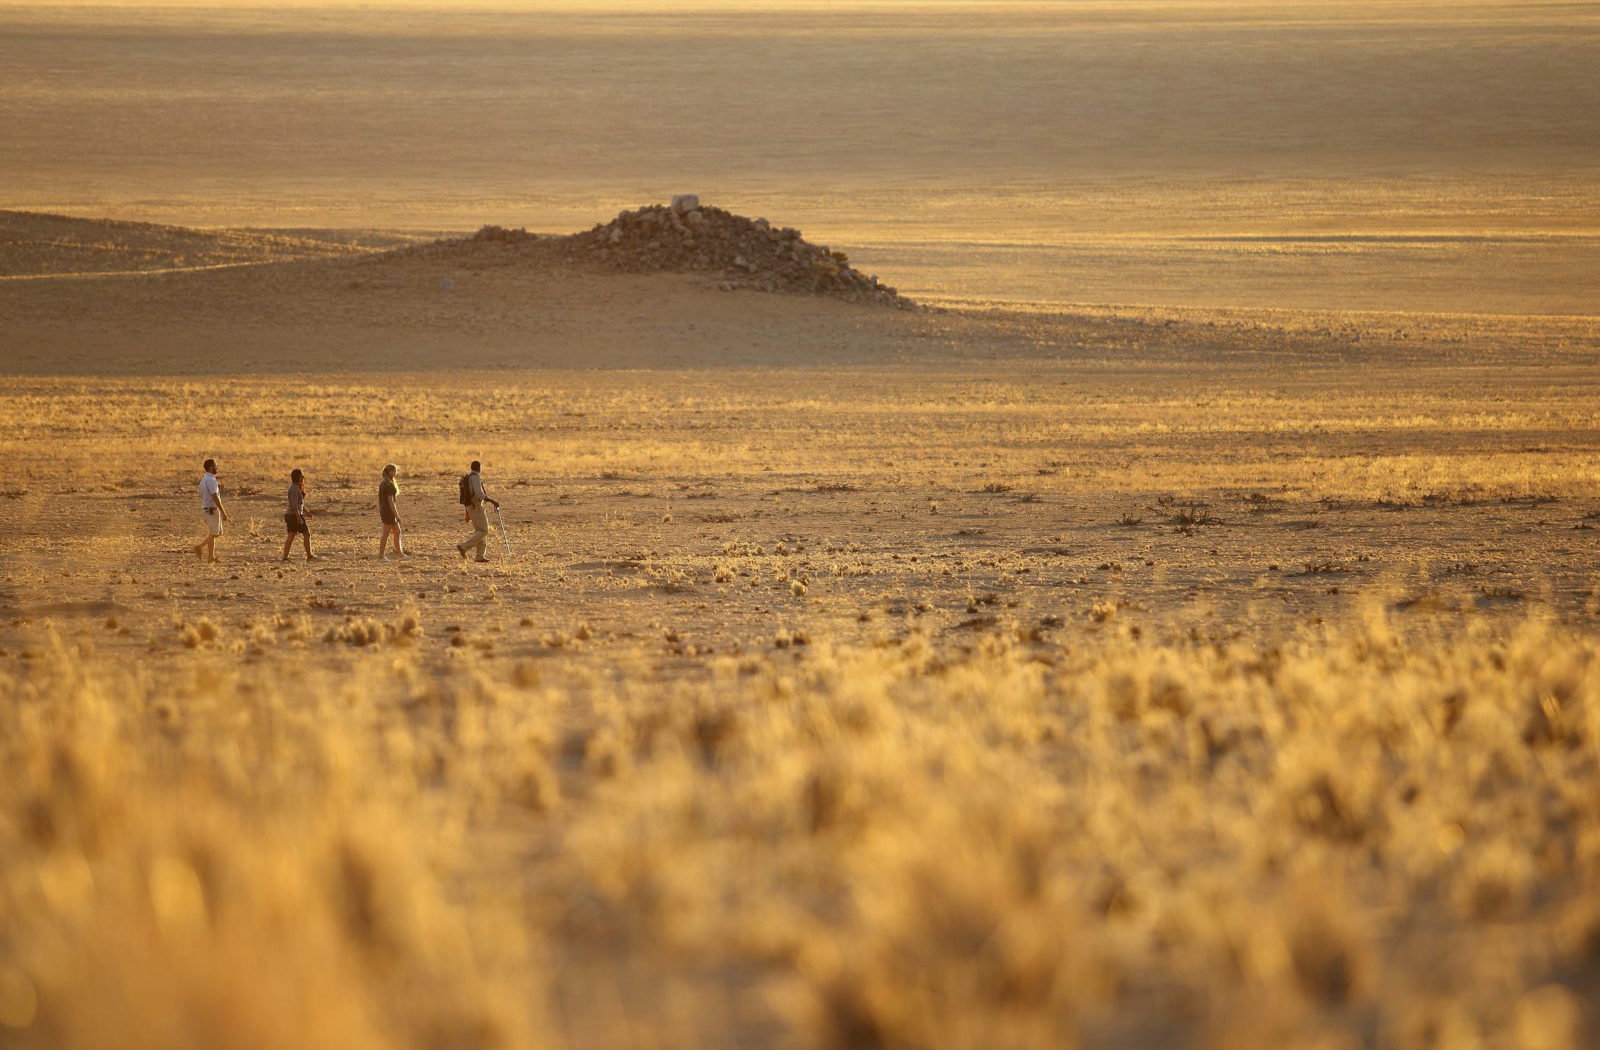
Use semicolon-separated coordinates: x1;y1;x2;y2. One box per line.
4;2;1600;1049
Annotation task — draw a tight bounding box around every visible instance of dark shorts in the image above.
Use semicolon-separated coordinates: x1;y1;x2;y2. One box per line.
285;513;309;536
380;512;398;526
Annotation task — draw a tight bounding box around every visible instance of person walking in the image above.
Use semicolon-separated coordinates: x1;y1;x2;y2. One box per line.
192;458;228;563
456;460;500;563
281;468;317;562
378;463;407;559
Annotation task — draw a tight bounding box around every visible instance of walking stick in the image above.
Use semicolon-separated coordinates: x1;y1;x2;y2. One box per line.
494;505;514;559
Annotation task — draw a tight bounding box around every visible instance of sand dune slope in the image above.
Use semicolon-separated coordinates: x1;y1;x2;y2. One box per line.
5;210;1599;375
0;209;432;279
0;259;927;375
0;211;948;372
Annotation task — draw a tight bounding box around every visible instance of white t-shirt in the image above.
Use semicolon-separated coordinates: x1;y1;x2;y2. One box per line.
199;473;220;512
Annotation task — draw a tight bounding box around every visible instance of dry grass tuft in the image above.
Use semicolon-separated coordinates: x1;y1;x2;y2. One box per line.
324;612;423;648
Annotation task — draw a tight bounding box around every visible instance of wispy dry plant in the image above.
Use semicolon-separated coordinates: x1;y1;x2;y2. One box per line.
1171;504;1220;527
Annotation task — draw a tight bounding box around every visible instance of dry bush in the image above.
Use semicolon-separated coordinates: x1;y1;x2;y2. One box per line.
1171;504;1220;527
323;610;424;648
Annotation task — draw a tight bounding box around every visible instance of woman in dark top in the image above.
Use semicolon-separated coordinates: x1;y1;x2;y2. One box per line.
378;463;406;559
282;468;317;561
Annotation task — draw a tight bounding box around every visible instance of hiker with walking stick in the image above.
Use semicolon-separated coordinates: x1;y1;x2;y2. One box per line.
456;460;500;563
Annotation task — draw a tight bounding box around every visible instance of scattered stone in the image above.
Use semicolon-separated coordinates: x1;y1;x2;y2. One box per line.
470;225;534;244
568;202;914;308
430;202;915;308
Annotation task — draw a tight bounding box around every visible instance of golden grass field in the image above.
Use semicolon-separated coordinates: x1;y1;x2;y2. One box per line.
3;270;1600;1047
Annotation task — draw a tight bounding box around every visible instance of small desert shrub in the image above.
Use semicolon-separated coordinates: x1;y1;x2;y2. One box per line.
177;616;221;648
1172;504;1219;526
324;614;423;648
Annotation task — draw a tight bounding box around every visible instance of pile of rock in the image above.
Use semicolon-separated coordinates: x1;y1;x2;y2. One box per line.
564;195;911;308
469;224;536;245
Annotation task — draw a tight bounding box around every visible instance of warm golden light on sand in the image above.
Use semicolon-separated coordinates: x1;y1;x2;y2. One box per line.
3;2;1598;1048
6;0;1599;311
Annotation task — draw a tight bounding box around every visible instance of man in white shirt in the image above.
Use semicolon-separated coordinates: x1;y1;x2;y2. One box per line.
456;460;500;563
192;458;229;563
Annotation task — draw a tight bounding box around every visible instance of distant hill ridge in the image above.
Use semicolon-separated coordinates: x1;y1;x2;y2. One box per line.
0;201;913;307
0;209;402;279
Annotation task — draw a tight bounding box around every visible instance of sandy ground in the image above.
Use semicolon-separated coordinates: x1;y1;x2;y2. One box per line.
2;210;1600;1049
4;209;1599;376
4;357;1598;679
2;213;1597;663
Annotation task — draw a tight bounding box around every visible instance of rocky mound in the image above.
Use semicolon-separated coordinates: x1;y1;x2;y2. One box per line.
468;196;912;309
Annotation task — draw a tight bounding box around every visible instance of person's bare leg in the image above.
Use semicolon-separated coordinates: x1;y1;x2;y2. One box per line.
282;533;294;561
302;532;315;560
378;528;390;559
395;526;406;556
203;535;217;563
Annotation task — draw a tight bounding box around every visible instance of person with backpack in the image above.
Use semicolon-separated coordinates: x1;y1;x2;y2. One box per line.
282;467;318;562
456;460;500;563
192;458;229;563
378;463;407;559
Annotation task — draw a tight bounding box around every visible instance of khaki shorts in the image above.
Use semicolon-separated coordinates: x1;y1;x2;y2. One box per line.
201;508;223;537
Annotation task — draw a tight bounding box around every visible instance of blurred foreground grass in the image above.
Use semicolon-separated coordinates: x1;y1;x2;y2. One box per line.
3;607;1597;1050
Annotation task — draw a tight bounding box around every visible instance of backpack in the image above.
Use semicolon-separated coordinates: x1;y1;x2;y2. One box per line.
459;474;474;506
